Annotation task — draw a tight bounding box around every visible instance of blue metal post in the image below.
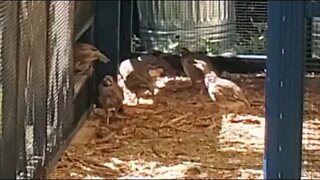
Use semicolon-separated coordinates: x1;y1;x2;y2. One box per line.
264;1;306;179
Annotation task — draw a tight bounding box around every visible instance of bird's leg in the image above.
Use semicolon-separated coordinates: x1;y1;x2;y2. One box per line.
135;94;140;105
227;107;239;121
199;84;205;95
106;109;113;125
137;97;140;105
113;106;126;119
222;108;229;119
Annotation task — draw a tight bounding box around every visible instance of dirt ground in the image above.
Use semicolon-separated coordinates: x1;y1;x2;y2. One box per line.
48;73;320;179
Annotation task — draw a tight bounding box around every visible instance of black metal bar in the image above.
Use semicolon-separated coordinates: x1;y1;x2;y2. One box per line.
32;2;48;163
119;0;134;61
15;1;29;177
94;0;121;78
63;1;75;135
93;0;121;108
264;1;306;179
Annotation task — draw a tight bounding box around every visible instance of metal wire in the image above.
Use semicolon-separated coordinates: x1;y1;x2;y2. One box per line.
15;1;30;178
302;16;320;176
46;1;74;158
0;0;75;178
235;0;267;55
0;1;19;178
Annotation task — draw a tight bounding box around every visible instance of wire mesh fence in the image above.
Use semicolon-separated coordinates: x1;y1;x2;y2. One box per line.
0;1;75;179
133;0;268;57
302;15;320;177
0;1;19;178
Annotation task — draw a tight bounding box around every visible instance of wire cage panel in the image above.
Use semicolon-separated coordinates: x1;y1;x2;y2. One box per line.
0;0;74;178
46;1;74;158
15;1;31;178
134;0;270;57
136;0;236;54
17;1;48;178
235;0;267;55
0;1;19;178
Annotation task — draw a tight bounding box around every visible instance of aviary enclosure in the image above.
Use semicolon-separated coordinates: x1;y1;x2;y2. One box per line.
0;1;319;179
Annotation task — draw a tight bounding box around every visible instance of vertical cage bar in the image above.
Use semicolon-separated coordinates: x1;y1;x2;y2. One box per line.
15;1;30;178
31;2;48;164
264;1;306;179
119;0;134;61
0;1;19;178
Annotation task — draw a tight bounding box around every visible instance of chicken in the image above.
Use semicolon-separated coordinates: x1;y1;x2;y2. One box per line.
119;55;157;80
98;75;124;124
124;70;156;104
149;50;181;77
180;47;217;94
74;42;110;75
204;70;250;119
118;55;158;103
180;47;219;75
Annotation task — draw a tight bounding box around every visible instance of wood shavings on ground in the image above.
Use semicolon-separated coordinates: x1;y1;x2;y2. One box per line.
48;74;320;179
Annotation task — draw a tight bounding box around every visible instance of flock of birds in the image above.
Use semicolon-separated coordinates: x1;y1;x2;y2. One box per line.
74;43;251;124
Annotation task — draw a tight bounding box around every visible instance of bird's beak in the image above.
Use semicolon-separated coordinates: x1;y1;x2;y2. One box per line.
97;52;110;63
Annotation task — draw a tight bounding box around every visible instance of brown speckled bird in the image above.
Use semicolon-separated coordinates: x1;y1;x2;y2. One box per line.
74;42;110;75
124;69;156;104
98;75;124;124
149;50;180;77
180;47;218;94
204;70;250;119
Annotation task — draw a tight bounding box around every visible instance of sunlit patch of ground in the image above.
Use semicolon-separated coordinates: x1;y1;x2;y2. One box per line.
49;73;320;179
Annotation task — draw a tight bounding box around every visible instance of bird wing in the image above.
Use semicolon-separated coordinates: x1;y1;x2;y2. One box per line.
214;83;242;103
215;80;250;107
74;43;110;63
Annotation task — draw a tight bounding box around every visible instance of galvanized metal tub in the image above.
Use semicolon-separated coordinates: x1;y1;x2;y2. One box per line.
137;0;236;55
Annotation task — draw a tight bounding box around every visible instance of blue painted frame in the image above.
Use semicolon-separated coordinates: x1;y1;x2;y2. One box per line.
264;1;306;179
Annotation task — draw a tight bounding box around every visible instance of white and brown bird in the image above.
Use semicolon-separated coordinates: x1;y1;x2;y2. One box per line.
204;72;250;119
98;75;124;124
179;47;219;94
118;55;156;80
118;55;158;102
74;42;110;75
